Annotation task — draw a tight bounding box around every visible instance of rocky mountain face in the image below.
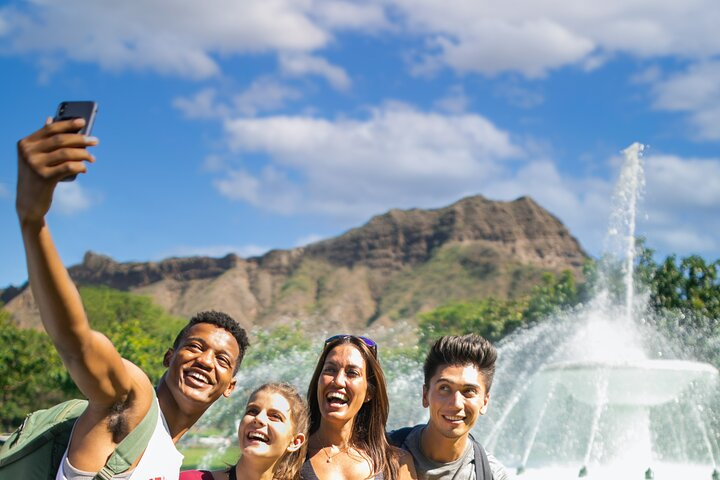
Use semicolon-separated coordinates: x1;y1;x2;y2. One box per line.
4;195;587;332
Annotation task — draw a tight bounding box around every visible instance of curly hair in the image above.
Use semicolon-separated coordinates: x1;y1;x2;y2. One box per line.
172;310;250;373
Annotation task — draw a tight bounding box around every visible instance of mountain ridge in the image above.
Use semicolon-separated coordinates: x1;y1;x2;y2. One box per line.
3;194;587;332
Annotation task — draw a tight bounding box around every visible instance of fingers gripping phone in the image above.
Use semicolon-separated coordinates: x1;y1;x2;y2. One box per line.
53;101;98;182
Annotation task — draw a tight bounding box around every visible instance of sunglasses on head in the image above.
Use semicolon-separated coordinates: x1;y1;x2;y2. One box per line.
324;334;378;357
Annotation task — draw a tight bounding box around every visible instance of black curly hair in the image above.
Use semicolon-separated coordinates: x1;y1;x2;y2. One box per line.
172;310;250;373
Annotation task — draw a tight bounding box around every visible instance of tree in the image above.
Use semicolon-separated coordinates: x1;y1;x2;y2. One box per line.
0;311;66;430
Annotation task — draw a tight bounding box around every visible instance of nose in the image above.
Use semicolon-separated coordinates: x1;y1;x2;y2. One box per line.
451;391;464;409
332;371;347;387
195;349;214;370
253;410;268;426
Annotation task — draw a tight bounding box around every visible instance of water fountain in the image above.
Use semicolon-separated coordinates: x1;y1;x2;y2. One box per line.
484;143;720;479
181;143;719;479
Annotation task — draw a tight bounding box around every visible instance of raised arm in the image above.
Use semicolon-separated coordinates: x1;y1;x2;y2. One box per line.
16;119;136;407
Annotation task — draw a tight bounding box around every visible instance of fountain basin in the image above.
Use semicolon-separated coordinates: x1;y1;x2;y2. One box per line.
515;462;717;480
537;360;719;406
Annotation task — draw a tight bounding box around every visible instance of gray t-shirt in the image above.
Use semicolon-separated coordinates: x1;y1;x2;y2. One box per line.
403;426;509;480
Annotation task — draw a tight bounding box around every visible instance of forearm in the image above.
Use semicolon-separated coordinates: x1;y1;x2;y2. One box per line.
21;219;90;354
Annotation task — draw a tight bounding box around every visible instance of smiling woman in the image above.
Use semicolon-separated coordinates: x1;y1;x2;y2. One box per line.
302;335;417;480
179;382;309;480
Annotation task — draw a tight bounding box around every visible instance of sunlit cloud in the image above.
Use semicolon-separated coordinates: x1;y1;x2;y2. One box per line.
53;181;95;215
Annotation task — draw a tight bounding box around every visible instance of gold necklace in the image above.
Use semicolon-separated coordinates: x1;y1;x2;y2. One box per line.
322;445;348;463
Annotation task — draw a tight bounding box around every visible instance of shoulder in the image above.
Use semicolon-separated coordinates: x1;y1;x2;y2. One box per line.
387;424;423;447
485;452;510;480
395;449;418;479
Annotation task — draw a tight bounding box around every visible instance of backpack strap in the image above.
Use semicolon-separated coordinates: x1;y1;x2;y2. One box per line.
93;390;160;480
387;426;417;449
469;434;492;480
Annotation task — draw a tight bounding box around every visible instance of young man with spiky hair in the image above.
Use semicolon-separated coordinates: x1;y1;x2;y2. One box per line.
15;118;250;480
389;334;508;480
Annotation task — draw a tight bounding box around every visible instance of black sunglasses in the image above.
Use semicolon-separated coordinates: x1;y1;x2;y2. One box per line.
324;334;378;357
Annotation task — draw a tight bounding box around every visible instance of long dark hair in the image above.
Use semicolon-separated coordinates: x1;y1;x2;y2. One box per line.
306;336;399;480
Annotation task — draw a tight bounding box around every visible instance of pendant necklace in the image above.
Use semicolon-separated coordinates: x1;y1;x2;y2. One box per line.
323;445;348;463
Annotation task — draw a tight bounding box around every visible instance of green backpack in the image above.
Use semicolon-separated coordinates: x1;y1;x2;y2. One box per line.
0;392;159;480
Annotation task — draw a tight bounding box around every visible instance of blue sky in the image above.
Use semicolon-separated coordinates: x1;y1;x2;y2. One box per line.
1;0;719;288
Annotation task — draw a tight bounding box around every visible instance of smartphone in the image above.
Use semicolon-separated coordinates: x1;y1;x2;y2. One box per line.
53;101;98;181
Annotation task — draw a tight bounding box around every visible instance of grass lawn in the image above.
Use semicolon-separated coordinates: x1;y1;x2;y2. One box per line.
179;444;241;470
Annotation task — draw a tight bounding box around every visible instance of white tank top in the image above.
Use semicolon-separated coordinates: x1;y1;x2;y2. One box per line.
56;399;184;480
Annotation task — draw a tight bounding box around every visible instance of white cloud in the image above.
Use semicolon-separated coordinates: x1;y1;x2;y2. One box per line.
651;62;720;140
0;183;9;198
233;78;302;116
434;85;470;113
279;53;352;91
314;1;390;30
645;228;717;253
210;106;720;259
5;0;720;88
216;103;522;218
174;79;302;121
220;103;522;210
53;181;94;215
173;89;230;119
0;1;331;78
494;84;544;109
644;154;720;210
391;0;720;78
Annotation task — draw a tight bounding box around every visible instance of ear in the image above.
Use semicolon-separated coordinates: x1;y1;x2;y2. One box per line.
223;377;237;398
287;432;306;453
479;393;490;416
163;348;174;368
422;385;429;409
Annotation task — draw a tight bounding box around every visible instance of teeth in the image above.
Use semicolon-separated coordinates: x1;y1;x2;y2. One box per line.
248;431;269;442
186;371;210;384
444;415;464;421
327;392;348;403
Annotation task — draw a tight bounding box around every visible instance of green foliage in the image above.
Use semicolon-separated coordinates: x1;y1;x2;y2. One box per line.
418;270;581;346
634;245;720;365
0;287;186;430
0;312;66;430
80;286;186;384
523;271;578;323
418;297;528;346
244;323;313;367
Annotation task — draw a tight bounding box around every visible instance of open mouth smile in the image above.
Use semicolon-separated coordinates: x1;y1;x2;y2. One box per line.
246;430;270;444
184;369;213;387
442;414;466;423
326;391;349;406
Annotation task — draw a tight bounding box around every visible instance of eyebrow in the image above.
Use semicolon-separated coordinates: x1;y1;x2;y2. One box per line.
324;359;364;371
246;402;288;419
435;377;481;389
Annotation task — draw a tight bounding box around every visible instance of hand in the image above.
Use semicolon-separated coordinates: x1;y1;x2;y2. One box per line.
16;118;98;225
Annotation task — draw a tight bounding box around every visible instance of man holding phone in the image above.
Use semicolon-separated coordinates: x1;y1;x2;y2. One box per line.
15;115;250;479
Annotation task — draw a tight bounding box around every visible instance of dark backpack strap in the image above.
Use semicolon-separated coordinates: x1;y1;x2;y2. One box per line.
93;389;160;480
469;435;492;480
387;426;416;448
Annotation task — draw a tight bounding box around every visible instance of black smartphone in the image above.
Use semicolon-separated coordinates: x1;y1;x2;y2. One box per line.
53;101;98;181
